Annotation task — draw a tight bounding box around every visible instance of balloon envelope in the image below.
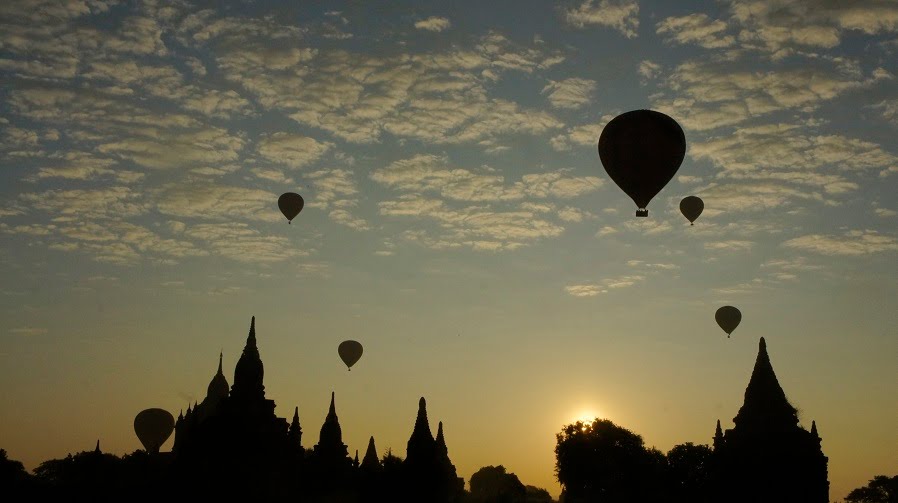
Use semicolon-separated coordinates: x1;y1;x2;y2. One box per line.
680;196;704;225
715;306;742;338
278;192;304;223
134;408;175;453
598;110;686;217
338;340;363;370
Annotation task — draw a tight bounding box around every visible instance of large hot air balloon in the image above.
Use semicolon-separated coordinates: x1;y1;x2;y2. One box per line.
278;192;304;224
338;340;363;371
680;196;704;225
134;408;175;454
598;110;687;217
715;306;742;339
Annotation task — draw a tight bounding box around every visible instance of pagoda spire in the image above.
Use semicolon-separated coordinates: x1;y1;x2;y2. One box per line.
94;439;101;454
289;406;303;448
733;337;798;433
435;421;447;456
314;392;348;462
361;436;381;470
713;419;724;449
231;316;265;401
810;420;819;439
406;397;436;464
353;450;360;468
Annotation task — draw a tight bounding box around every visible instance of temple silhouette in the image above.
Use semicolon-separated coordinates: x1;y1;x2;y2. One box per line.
711;337;829;502
170;316;463;501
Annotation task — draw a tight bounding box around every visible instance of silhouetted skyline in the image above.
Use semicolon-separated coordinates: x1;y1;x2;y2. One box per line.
1;1;896;500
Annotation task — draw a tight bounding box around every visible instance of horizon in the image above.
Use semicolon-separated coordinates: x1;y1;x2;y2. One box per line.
1;0;896;500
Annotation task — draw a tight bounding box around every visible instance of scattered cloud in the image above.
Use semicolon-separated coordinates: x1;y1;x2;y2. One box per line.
542;78;597;109
565;274;646;297
415;17;451;32
256;133;332;169
9;327;47;336
657;13;735;49
783;230;898;256
562;0;640;38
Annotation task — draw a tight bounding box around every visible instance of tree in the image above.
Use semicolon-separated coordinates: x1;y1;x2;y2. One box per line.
666;442;713;503
524;485;554;502
845;475;898;503
0;448;33;490
469;465;526;503
555;419;666;503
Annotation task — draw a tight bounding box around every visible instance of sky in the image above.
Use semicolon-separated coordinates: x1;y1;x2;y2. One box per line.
0;0;896;499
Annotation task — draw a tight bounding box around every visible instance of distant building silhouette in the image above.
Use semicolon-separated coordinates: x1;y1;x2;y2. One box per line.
712;337;829;502
168;316;460;500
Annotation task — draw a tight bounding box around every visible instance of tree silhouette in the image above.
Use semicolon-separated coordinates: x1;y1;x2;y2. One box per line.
845;475;898;503
555;419;666;503
469;465;526;503
666;442;713;502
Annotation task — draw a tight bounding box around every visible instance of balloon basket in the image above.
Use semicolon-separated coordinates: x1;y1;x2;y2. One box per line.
635;209;648;217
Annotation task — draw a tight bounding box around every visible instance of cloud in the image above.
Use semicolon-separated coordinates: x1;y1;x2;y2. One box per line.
689;124;898;201
656;13;735;49
550;117;614;151
256;133;332;169
542;78;597;109
200;26;563;146
727;0;898;57
20;186;147;220
783;230;898;256
9;327;47;336
565;274;647;297
371;154;602;202
596;225;618;237
562;0;640;38
704;240;754;252
565;284;602;297
154;184;278;221
638;60;661;81
874;208;897;217
415;17;451;32
654;62;891;131
184;223;311;262
379;195;565;251
872;99;898;124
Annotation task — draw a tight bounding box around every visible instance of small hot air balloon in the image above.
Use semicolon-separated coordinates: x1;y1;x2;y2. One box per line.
134;408;175;454
680;196;704;225
278;192;304;224
338;340;363;371
715;306;742;339
598;110;687;217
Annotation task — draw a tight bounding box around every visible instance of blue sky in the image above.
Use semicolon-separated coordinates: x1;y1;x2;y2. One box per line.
1;0;896;499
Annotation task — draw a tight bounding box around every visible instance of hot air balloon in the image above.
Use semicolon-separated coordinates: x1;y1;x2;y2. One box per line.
598;110;687;217
134;408;175;454
680;196;704;225
338;340;363;371
715;306;742;339
278;192;304;224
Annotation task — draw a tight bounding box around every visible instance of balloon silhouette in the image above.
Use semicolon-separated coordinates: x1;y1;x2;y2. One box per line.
680;196;704;225
598;110;687;217
134;408;175;454
278;192;304;224
715;306;742;339
338;340;363;371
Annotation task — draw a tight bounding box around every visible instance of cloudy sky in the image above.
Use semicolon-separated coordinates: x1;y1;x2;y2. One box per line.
1;0;896;498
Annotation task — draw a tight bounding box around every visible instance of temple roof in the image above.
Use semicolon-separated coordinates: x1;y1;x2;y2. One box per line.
206;352;229;399
231;316;265;401
406;397;435;463
732;337;799;433
318;392;343;448
361;436;381;470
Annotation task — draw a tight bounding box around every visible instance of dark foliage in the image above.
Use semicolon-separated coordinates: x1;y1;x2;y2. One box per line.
846;475;898;503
